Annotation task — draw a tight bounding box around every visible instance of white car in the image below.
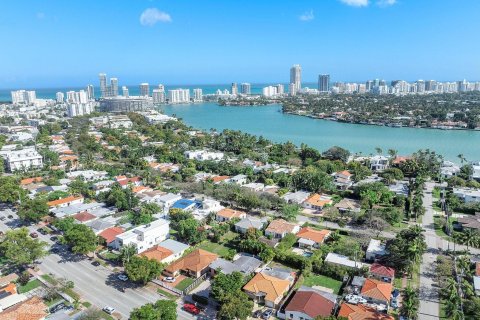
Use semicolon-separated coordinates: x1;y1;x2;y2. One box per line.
103;306;115;314
163;276;176;283
117;274;128;281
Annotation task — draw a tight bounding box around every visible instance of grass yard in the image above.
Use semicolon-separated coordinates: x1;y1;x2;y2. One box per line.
41;274;58;285
175;277;195;291
18;279;42;293
221;231;239;242
157;288;179;300
197;241;232;257
303;274;343;294
103;252;120;261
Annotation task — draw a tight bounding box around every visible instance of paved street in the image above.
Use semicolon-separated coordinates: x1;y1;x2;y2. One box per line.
418;182;440;320
0;206;195;320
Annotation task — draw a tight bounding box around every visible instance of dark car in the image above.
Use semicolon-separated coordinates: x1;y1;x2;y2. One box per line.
7;215;13;219
50;247;60;254
91;261;101;267
50;302;66;313
50;236;58;242
38;228;47;235
253;310;262;318
261;309;274;320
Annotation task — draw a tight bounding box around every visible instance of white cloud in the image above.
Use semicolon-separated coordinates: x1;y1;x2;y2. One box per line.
139;8;172;27
299;10;314;22
339;0;369;7
377;0;397;7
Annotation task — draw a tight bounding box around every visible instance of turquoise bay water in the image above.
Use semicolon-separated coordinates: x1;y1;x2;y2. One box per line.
161;103;480;162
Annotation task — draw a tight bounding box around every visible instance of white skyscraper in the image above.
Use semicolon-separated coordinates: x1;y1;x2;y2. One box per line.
275;84;284;95
168;89;190;104
110;78;119;97
262;86;278;97
153;89;166;104
290;64;301;93
56;92;64;103
140;83;150;97
99;73;107;98
240;83;251;95
193;88;203;102
231;83;238;96
11;90;36;105
122;86;129;97
289;83;296;96
86;85;95;100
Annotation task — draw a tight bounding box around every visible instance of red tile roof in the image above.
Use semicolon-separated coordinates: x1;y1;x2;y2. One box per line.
98;227;124;243
47;195;83;207
296;227;331;244
20;177;43;185
285;290;335;318
361;278;393;302
72;211;97;223
476;262;480;277
370;263;395;279
338;303;394;320
0;296;48;320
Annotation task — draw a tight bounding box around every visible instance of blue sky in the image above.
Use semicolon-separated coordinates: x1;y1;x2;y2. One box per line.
1;0;479;88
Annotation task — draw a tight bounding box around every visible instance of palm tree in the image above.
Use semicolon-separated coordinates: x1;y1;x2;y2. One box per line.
375;147;383;155
400;286;419;320
457;154;467;165
445;298;464;320
461;229;479;250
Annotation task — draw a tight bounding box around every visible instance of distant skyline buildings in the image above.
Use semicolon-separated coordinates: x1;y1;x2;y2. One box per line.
318;74;330;93
290;64;302;94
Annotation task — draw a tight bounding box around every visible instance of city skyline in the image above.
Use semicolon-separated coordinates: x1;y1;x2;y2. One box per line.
1;0;480;88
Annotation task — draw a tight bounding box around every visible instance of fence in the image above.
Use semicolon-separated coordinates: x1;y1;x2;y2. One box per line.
151;279;183;295
183;273;207;295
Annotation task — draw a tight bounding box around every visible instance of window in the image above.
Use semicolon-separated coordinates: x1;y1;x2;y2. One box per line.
289;314;293;318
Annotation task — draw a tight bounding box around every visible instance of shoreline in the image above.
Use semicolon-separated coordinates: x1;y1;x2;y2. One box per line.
282;110;480;132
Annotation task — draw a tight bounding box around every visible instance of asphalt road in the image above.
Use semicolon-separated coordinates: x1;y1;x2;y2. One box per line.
0;205;195;320
418;182;440;320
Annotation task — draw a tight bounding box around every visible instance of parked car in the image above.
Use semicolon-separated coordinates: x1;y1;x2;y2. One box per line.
117;274;128;281
103;306;115;314
184;303;200;315
391;289;400;298
261;309;274;319
30;232;38;238
163;276;176;283
0;216;6;221
253;310;262;318
50;303;66;313
7;215;13;219
50;247;60;254
38;228;47;235
391;300;399;309
91;261;101;267
50;236;58;242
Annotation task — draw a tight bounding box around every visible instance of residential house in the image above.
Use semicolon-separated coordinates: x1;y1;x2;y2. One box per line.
243;272;293;308
141;239;190;264
296;227;331;249
388;182;409;197
171;199;202;212
67;170;108;181
242;183;265;192
474;276;480;296
338;303;394;320
440;161;460;178
333;170;354;190
216;208;247;222
369;155;389;172
229;174;248;185
282;191;310;205
366;239;386;261
47;195;84;209
72;211;98;224
0;297;48;320
2;147;43;172
369;263;395;283
360;278;393;306
156;193;182;213
472;162;480;182
210;254;262;276
235;217;267;234
184;150;224;161
284;286;337;320
265;219;301;239
163;249;218;278
211;175;231;184
112;218;170;253
116;176;143;189
453;187;480;203
324;252;367;270
334;198;361;214
98;227;124;246
87;217;117;234
302;193;333;211
457;212;480;231
20;177;43;186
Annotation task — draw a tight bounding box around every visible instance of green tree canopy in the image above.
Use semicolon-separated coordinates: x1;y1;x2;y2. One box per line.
64;224;98;254
130;300;177;320
125;256;164;284
0;227;47;266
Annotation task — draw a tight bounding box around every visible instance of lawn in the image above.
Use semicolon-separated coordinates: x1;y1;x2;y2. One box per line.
41;274;58;285
221;231;239;242
303;274;343;294
197;241;232;258
175;277;195;291
18;279;42;293
103;252;120;261
157;288;179;300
